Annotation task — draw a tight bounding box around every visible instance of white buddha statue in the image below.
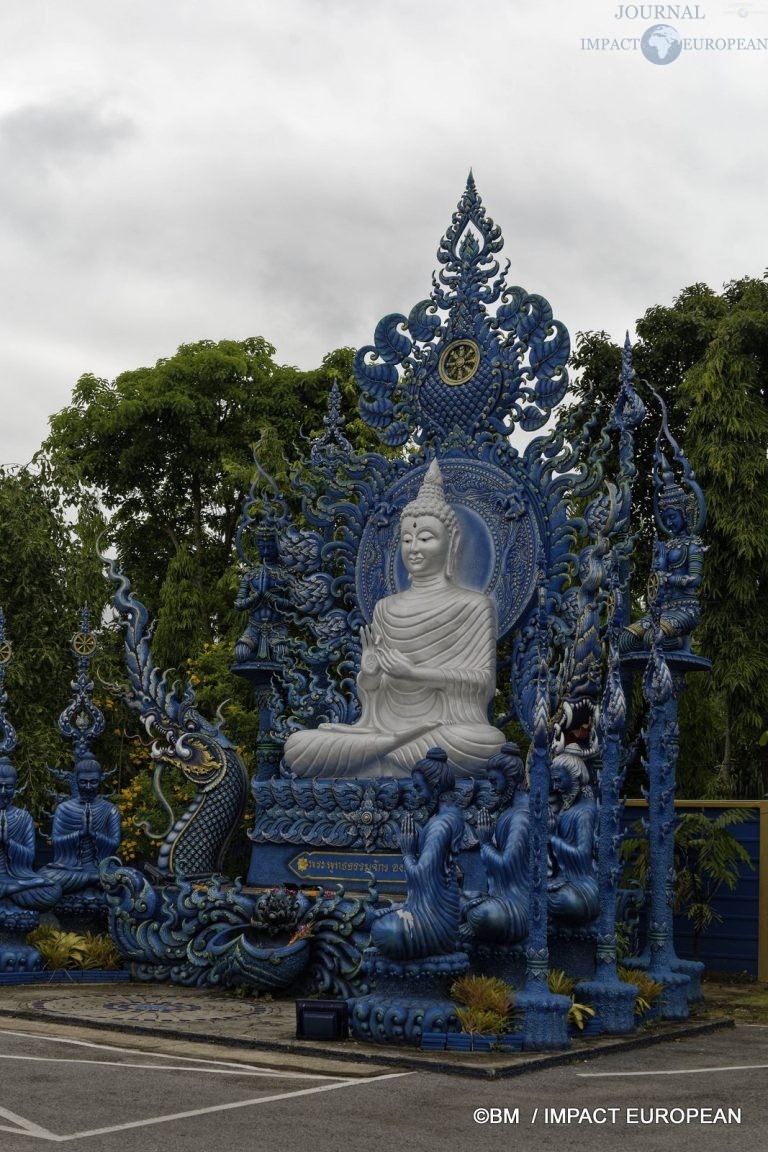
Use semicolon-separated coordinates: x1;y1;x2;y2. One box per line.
283;460;506;778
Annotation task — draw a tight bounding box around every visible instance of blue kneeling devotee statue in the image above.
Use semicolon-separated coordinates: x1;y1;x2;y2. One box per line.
0;758;61;911
463;741;529;944
40;758;121;898
547;753;599;925
370;749;465;960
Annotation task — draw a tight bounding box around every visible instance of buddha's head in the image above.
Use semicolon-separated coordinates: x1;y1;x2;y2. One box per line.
0;757;17;809
400;460;459;581
74;757;103;803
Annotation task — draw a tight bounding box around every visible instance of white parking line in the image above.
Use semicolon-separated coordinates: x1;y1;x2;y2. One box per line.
579;1063;768;1077
0;1054;343;1078
0;1107;59;1141
0;1028;338;1079
0;1071;414;1143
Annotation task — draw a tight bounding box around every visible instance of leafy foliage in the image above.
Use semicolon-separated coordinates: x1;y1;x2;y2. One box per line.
455;1006;510;1037
40;339;377;630
568;276;768;796
0;467;114;812
621;808;755;954
547;968;596;1029
678;279;768;794
617;967;666;1017
26;925;121;970
451;974;514;1018
450;975;519;1036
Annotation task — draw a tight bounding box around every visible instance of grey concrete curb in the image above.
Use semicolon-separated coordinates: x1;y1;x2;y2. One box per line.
0;1004;735;1080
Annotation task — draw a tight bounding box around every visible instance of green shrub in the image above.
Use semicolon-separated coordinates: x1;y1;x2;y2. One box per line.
26;927;122;971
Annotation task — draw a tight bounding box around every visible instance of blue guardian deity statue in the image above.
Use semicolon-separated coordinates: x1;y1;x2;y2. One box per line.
620;455;704;654
283;460;506;779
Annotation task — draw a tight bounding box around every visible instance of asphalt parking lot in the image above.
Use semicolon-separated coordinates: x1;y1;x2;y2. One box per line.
0;1023;766;1151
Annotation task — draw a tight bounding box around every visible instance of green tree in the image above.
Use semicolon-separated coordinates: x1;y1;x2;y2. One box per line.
678;278;768;794
0;467;118;813
152;544;209;671
40;338;368;643
569;277;768;797
621;808;755;958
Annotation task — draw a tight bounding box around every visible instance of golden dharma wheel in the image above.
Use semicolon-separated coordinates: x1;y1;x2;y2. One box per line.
438;339;481;387
72;632;97;657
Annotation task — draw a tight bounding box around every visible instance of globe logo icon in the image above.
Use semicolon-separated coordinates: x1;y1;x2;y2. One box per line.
641;24;683;64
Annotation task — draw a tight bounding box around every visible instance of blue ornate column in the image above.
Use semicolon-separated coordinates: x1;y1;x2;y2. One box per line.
619;383;710;1010
623;631;693;1018
231;523;285;783
515;592;571;1049
576;616;638;1032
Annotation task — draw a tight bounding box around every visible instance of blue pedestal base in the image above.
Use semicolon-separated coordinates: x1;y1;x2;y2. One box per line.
575;977;638;1034
0;905;43;973
348;993;462;1045
348;948;468;1045
623;954;692;1019
515;988;571;1051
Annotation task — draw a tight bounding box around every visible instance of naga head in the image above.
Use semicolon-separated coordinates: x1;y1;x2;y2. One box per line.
140;707;228;789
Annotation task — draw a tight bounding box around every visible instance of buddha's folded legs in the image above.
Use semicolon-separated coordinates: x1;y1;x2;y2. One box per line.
284;722;504;779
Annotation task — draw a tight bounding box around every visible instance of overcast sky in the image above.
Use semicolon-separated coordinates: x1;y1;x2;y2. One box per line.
1;0;766;466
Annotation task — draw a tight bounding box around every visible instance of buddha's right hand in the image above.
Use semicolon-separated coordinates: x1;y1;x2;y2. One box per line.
360;625;381;676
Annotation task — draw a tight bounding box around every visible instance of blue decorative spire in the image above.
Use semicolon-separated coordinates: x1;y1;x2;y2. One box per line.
354;177;570;450
0;609;17;756
57;606;105;763
310;381;353;464
610;333;646;434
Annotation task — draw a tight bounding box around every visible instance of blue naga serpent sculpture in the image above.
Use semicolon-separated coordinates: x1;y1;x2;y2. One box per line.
108;559;249;878
101;859;375;996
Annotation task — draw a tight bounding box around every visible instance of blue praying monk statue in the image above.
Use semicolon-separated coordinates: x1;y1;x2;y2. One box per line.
546;754;599;925
40;758;122;900
0;758;62;911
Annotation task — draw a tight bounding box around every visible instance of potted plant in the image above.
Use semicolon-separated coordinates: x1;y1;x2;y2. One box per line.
16;925;127;983
421;974;522;1052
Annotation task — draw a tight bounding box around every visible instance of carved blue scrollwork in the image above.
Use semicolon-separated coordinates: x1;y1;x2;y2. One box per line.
354;174;570;453
101;857;374;997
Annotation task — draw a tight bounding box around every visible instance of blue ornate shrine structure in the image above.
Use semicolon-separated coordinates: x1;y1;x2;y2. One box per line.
96;176;709;1048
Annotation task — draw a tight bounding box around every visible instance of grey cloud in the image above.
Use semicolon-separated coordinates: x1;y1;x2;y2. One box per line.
1;1;767;467
0;98;136;169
